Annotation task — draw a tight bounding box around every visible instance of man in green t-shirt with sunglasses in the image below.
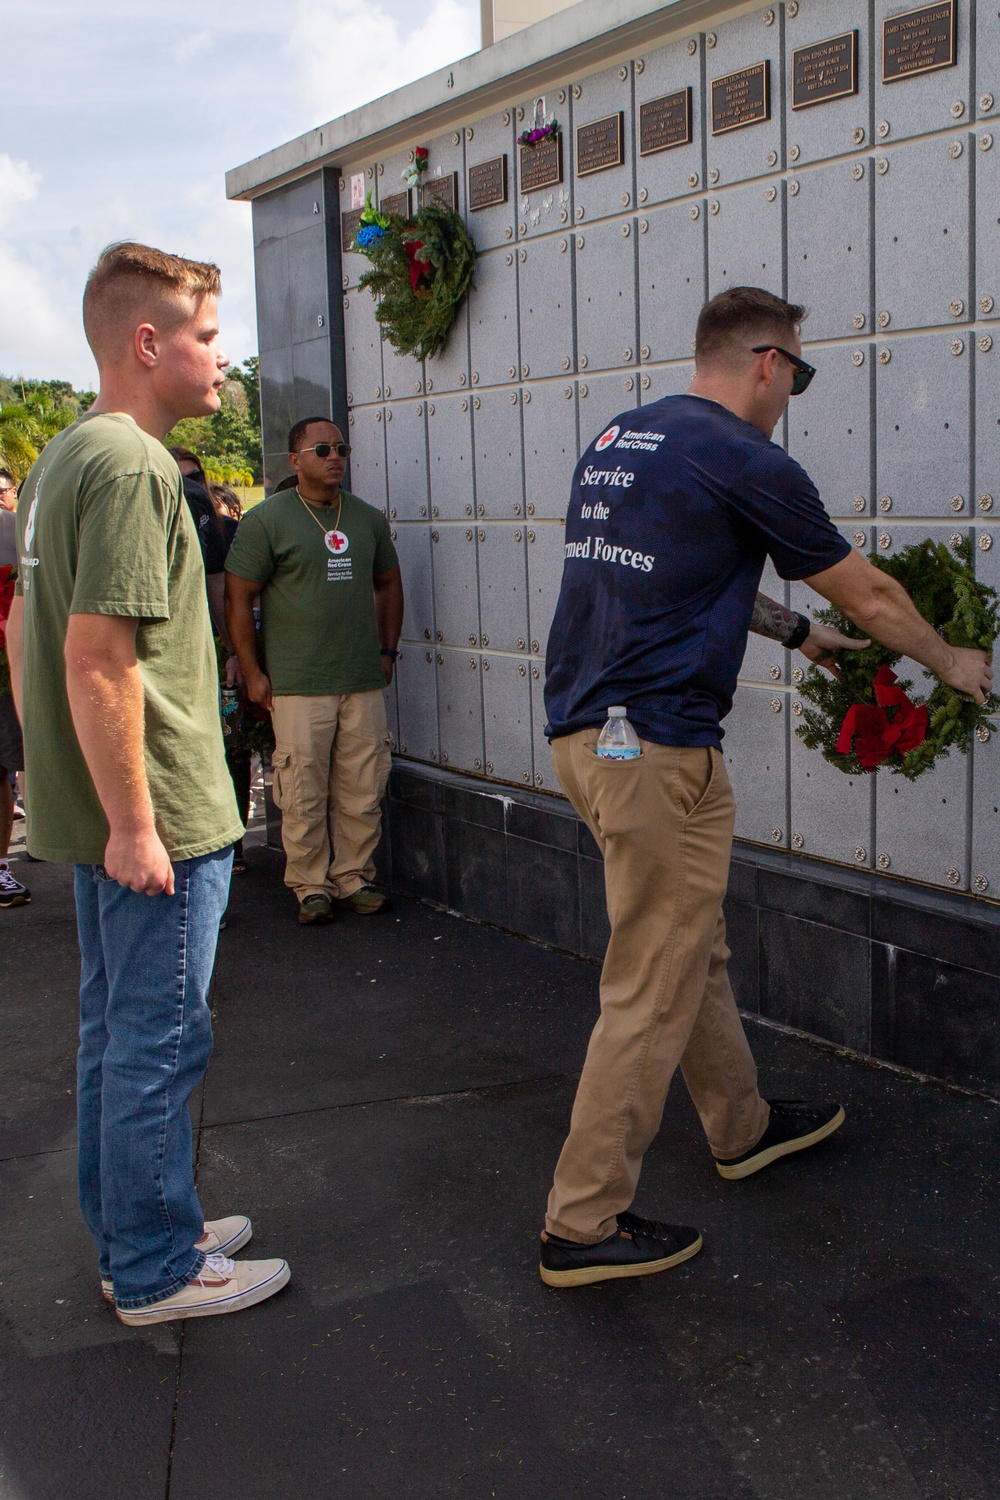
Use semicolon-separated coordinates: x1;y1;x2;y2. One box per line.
226;417;404;925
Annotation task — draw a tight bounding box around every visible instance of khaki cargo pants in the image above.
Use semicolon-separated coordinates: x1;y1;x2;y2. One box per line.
270;690;392;901
547;728;770;1244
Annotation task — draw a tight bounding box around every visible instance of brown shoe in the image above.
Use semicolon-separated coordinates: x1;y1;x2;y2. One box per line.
298;893;334;924
338;885;391;915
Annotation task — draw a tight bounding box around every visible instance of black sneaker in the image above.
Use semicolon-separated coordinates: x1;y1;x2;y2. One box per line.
0;860;30;908
539;1211;703;1288
715;1099;845;1181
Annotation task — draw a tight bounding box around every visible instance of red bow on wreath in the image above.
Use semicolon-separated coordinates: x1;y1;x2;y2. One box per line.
835;665;929;771
0;566;15;649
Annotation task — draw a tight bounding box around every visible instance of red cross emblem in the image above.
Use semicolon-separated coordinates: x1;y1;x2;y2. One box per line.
325;529;349;555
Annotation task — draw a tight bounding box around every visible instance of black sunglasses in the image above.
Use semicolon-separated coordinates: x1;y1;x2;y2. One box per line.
752;345;816;396
300;442;351;458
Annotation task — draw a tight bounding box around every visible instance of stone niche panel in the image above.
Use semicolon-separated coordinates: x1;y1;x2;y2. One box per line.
468;247;520;389
873;0;973;145
787;343;873;519
724;685;790;849
337;163;377;290
783;0;872;166
569;63;635;224
522;380;577;521
395;643;439;763
517;234;576;379
514;83;575;238
786;156;872;341
343;287;383;407
482;653;534;786
575;217;638;373
705;6;785;188
874;134;972;334
637;201;707;363
633;35;705;208
875;333;971;517
465;109;516;252
977;132;1000;321
707;180;785;298
473;389;524;521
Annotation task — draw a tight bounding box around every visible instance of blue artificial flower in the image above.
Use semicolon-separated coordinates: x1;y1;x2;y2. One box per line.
356;224;386;248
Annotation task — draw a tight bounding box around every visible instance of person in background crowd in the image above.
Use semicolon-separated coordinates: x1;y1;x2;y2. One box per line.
225;417;403;924
538;286;993;1289
7;239;290;1323
0;486;28;907
211;483;242;527
167;446;234;656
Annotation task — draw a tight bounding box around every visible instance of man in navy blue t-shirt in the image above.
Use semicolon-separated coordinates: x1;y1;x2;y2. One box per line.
539;287;993;1289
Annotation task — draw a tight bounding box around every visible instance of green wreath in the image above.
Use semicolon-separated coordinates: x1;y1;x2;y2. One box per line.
796;537;999;780
357;199;476;362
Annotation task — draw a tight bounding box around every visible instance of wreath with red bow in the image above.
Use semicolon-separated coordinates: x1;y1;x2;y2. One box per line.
796;537;999;780
356;199;476;362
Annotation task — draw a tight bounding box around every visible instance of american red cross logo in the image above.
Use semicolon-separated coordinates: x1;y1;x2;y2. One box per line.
595;424;620;452
325;529;350;555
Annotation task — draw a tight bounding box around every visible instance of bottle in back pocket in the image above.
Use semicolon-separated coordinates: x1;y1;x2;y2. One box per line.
596;706;641;760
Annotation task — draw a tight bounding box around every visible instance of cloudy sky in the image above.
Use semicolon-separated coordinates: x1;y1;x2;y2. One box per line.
1;0;481;391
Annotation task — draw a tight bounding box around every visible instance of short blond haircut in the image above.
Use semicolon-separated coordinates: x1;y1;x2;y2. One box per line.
82;241;222;365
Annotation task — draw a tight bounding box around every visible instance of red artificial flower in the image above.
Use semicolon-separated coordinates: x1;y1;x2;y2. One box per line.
414;147;429;161
404;238;432;292
835;665;929;771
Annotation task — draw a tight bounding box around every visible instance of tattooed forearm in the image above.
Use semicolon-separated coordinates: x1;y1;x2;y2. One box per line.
750;591;806;645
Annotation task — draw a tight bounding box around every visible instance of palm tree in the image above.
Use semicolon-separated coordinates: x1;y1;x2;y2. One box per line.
0;396;75;483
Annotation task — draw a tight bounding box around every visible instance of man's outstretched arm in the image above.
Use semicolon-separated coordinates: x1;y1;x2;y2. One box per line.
64;613;174;894
805;549;993;703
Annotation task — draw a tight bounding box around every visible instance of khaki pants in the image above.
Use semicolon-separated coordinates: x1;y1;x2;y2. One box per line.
270;691;392;901
547;729;770;1244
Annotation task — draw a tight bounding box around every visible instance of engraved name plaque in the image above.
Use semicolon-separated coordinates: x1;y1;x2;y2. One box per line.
379;189;410;218
519;133;563;194
341;208;362;254
468;155;508;210
792;31;859;108
639;88;693;154
711;61;771;134
422;172;458;210
576;113;625;175
883;0;956;82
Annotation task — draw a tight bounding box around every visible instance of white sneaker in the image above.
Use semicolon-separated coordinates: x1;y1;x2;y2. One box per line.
115;1252;289;1326
101;1215;253;1303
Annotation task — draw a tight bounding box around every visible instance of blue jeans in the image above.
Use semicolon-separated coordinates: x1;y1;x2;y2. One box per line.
74;847;233;1309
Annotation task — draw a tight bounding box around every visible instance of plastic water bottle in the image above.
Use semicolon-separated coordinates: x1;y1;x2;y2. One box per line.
596;706;641;760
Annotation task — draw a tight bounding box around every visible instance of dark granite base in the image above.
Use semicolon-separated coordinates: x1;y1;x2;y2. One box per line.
267;763;1000;1098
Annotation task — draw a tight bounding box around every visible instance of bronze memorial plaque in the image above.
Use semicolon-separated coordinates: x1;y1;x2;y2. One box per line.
422;172;458;210
792;31;859;108
883;0;956;82
576;112;625;175
519;133;563;194
468;155;508;211
379;189;410;218
341;208;362;255
639;88;693;155
711;61;770;135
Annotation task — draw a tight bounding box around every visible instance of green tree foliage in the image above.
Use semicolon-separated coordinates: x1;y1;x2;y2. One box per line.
165;356;262;481
0;377;96;482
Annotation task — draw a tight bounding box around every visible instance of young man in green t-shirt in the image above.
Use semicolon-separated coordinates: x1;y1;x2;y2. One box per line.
225;417;404;924
6;242;290;1324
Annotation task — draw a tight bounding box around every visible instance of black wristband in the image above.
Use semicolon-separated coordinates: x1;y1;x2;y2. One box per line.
785;613;811;651
380;647;399;660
